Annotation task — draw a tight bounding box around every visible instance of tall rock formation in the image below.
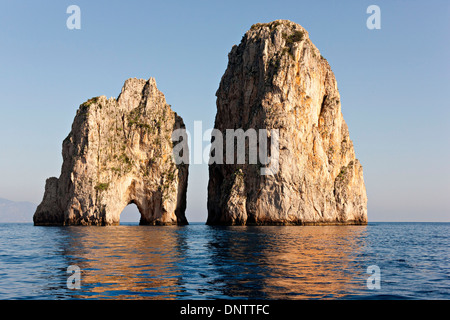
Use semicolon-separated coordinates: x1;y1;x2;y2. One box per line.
207;20;367;225
34;78;189;226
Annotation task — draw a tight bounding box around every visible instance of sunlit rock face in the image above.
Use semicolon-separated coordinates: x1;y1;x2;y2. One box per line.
207;20;367;225
34;78;188;226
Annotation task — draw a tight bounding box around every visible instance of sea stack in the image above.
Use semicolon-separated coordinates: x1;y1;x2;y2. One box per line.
34;78;189;226
207;20;367;225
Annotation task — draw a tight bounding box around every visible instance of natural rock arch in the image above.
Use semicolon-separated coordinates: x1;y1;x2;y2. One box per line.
34;78;188;226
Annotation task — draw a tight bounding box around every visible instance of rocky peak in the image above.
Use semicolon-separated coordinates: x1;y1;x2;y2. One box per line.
34;77;188;226
207;20;367;225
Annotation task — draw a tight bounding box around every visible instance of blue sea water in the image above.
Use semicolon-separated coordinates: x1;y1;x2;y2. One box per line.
0;222;448;300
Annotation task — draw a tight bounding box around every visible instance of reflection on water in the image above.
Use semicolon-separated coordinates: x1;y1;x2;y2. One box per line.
261;226;368;299
2;223;449;299
58;224;369;299
204;226;368;299
64;226;186;299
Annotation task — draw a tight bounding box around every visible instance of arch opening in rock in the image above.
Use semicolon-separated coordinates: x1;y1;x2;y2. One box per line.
119;202;142;225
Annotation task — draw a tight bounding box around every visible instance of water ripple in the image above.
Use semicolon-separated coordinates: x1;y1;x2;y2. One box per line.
0;222;448;299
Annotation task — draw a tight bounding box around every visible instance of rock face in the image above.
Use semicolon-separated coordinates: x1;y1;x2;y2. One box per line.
34;78;188;226
207;20;367;225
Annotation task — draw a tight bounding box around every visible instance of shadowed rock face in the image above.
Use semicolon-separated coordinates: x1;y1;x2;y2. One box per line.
34;78;188;226
207;20;367;225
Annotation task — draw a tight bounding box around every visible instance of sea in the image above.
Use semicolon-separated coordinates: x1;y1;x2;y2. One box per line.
0;222;448;300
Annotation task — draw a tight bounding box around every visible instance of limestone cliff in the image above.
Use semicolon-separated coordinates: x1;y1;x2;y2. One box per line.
207;20;367;225
34;78;188;226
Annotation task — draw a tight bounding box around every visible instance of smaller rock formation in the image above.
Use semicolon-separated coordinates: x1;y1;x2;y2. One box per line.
34;78;189;226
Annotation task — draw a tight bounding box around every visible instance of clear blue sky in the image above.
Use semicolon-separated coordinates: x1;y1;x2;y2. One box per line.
0;0;449;222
